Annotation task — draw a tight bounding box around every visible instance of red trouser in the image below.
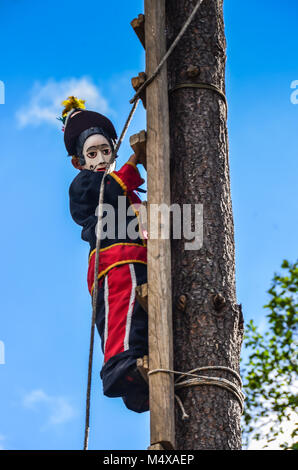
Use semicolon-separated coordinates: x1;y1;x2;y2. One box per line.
95;263;148;398
103;263;138;363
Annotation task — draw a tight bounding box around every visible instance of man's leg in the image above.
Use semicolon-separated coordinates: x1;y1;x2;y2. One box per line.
95;263;148;410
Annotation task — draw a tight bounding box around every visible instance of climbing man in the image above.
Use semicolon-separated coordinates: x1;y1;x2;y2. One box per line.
61;96;149;413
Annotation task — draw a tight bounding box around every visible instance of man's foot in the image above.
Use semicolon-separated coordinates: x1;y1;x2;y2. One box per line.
124;364;148;389
122;391;149;413
122;365;149;413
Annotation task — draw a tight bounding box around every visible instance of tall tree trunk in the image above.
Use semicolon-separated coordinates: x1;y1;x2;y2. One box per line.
166;0;244;450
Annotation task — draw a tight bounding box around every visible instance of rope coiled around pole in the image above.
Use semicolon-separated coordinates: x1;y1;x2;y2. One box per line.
148;366;245;420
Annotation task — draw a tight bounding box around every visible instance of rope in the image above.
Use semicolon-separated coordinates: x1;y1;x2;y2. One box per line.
130;0;205;105
83;0;205;449
148;366;245;419
169;82;228;117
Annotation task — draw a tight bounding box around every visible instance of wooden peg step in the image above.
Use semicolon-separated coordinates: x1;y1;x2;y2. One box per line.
147;443;165;450
130;14;145;49
148;441;175;451
131;72;147;109
135;282;148;312
130;130;147;170
136;355;149;384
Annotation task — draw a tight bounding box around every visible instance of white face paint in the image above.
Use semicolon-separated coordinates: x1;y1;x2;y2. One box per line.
82;134;112;172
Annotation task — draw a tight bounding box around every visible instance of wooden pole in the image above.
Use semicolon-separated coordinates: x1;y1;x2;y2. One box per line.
144;0;175;451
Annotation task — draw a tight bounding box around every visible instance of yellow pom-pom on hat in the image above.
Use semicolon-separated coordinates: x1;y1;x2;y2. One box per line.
61;96;86;118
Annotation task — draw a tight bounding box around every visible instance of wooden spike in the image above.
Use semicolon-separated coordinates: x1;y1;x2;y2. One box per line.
130;130;147;170
135;283;148;312
131;72;147;109
145;0;175;451
148;441;175;451
130;14;145;49
137;355;149;384
148;443;165;450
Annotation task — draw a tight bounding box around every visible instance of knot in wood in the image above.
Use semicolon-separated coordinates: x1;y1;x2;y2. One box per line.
186;65;200;78
213;293;226;312
177;294;187;312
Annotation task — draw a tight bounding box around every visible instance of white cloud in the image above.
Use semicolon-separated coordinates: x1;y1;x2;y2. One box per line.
16;77;109;128
247;409;297;450
23;389;76;427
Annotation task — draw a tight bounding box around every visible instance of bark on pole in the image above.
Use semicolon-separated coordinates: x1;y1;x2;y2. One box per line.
166;0;244;449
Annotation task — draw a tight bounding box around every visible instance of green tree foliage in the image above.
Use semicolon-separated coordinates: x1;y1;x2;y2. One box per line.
242;260;298;449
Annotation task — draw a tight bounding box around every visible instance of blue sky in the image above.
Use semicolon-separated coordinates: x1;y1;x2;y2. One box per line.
0;0;297;451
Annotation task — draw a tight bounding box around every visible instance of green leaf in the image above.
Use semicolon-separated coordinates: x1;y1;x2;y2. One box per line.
242;259;298;450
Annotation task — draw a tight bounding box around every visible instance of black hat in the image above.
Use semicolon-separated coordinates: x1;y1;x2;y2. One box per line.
64;109;118;157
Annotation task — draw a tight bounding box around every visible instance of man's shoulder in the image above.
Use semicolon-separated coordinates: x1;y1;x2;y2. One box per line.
69;170;103;194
